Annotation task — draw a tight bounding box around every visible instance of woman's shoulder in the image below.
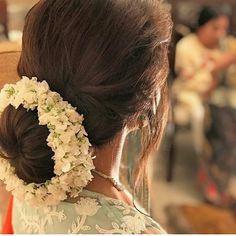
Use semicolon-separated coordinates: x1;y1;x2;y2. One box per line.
81;190;166;234
12;189;166;234
176;33;207;56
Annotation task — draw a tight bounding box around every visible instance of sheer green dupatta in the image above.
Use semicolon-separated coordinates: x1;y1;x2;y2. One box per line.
121;131;151;214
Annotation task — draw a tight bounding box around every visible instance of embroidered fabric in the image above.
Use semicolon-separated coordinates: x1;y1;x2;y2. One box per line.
12;189;166;234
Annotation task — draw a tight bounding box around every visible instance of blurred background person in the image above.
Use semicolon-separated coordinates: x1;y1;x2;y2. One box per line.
172;6;236;156
170;5;236;209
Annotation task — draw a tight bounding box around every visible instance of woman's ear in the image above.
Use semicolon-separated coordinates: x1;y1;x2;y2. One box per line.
138;115;148;128
126;115;148;133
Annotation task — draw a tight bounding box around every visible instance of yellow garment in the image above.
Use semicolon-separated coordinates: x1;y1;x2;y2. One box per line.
172;34;221;154
173;33;221;96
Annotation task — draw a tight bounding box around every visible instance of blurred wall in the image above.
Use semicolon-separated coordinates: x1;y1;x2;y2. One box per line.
6;0;38;31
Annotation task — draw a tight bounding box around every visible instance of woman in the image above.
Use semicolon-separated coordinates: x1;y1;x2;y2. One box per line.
173;6;236;207
173;6;236;155
0;0;172;234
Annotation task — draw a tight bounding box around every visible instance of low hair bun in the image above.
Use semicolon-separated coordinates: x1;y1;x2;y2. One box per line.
0;105;55;184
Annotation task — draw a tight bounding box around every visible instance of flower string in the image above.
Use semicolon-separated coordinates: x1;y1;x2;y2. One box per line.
0;77;95;207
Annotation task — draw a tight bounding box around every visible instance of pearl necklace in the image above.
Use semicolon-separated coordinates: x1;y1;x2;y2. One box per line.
92;169;125;192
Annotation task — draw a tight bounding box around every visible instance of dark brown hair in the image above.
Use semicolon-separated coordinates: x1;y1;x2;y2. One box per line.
0;0;172;187
0;105;55;183
198;5;230;28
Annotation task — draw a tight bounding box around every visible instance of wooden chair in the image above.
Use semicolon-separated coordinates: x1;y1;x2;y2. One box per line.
0;0;8;39
0;50;20;232
0;50;21;88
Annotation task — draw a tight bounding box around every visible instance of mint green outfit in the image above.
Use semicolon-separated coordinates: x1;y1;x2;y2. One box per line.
12;189;165;234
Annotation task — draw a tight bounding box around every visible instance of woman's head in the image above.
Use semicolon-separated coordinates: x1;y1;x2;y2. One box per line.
196;6;230;48
0;0;172;185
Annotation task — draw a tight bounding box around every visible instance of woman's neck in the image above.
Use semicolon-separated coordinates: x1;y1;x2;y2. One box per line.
92;130;127;179
85;127;130;199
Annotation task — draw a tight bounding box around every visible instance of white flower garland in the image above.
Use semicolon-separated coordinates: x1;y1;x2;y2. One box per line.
0;77;95;207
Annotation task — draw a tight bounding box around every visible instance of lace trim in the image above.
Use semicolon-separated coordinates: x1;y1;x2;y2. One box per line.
96;212;147;234
16;204;66;234
15;195;162;234
68;197;101;233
